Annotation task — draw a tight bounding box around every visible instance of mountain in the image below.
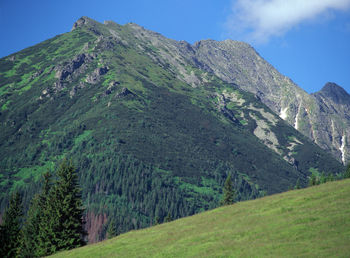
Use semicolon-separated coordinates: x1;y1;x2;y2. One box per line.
184;41;350;165
0;17;344;241
52;179;350;257
97;18;350;164
315;82;350;105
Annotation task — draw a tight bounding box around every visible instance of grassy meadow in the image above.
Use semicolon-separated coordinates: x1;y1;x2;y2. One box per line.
52;179;350;257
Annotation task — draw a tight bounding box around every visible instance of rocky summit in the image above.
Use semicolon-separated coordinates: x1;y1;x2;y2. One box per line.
0;17;345;242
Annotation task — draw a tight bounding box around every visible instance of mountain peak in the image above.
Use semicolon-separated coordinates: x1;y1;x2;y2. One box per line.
71;16;100;31
315;82;350;104
321;82;346;93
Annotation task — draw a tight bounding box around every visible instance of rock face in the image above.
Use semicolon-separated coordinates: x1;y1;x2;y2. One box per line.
192;39;302;112
192;43;350;164
54;53;95;92
86;66;109;84
115;87;135;98
117;24;349;164
182;40;350;164
55;53;87;81
311;83;350;164
71;16;93;31
314;82;350;105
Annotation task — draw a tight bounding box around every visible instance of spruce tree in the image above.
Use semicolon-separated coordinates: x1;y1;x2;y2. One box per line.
107;221;117;239
345;163;350;179
37;172;56;256
154;216;160;225
164;213;172;222
22;172;52;257
51;159;86;251
37;160;86;256
326;174;334;182
319;173;326;184
19;194;41;257
308;174;317;186
221;175;235;205
0;192;23;257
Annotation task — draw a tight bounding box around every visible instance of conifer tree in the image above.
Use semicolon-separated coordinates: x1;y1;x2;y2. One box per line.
308;174;317;186
221;175;235;205
0;192;23;257
37;172;56;256
326;173;334;182
20;194;41;257
51;159;86;250
344;163;350;178
37;160;86;256
154;216;161;225
319;173;326;184
22;172;52;257
164;213;172;222
107;221;117;239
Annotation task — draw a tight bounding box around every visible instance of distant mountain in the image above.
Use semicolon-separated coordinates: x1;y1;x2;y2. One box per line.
315;82;350;105
0;17;344;242
184;40;350;165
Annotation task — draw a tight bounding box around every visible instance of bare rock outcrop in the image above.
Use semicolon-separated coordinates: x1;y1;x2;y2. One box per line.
115;87;135;98
53;53;95;92
85;66;109;84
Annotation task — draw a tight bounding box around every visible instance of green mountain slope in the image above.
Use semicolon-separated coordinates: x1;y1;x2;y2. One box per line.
0;17;344;241
52;179;350;257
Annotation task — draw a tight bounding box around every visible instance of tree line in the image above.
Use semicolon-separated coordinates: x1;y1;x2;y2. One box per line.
1;157;349;257
308;167;350;186
0;157;250;256
0;150;263;248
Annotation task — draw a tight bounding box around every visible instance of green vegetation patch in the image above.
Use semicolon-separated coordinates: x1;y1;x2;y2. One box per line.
309;167;321;176
13;161;55;189
74;130;93;145
239;119;248;125
177;178;217;196
287;135;297;141
1;100;11;111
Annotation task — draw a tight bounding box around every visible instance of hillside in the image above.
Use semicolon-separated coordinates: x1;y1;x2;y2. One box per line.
0;17;344;241
52;179;350;257
103;19;350;164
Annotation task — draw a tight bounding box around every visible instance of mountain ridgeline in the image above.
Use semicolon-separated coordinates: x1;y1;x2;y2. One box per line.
0;17;345;241
186;41;350;165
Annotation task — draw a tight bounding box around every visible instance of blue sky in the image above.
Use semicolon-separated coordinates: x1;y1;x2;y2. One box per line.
1;0;349;93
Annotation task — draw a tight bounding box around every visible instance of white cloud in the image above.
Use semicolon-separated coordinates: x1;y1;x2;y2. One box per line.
226;0;350;43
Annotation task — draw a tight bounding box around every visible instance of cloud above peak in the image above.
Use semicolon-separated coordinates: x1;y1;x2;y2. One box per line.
226;0;350;43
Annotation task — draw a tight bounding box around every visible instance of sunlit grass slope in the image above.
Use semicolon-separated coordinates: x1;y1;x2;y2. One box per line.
53;179;350;257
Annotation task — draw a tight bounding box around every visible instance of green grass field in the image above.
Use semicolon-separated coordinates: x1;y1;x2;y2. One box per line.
52;179;350;257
